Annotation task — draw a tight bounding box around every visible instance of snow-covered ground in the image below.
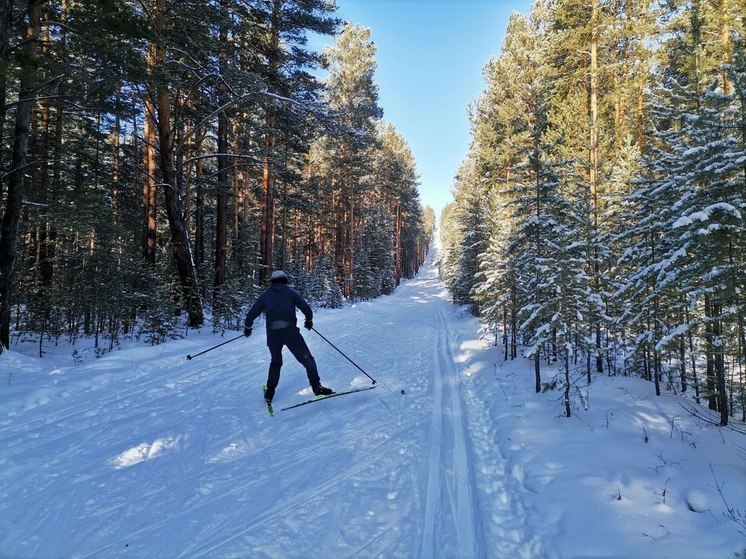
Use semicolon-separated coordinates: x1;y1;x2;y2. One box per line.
1;248;744;558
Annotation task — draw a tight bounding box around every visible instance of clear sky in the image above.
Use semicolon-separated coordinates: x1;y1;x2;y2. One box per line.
328;0;535;217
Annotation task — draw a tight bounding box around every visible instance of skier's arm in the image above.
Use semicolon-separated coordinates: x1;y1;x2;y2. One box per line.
245;296;265;327
293;290;313;322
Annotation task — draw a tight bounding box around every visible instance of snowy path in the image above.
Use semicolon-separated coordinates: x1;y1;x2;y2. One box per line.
0;249;539;558
3;247;743;558
420;288;480;558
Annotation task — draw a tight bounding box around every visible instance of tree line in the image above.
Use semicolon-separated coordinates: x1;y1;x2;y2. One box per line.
0;0;434;354
440;0;745;425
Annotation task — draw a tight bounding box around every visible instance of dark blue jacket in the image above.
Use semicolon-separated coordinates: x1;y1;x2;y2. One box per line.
245;284;313;344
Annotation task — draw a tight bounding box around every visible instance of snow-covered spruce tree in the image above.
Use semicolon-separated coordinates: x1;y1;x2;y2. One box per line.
601;138;645;378
592;0;659;378
450;157;490;315
438;202;461;295
527;99;595;406
616;122;683;396
618;0;722;397
660;72;744;426
286;246;314;303
311;253;344;309
369;207;398;296
469;11;541;360
511;115;579;393
550;236;595;418
727;39;746;422
542;0;663;377
623;6;746;425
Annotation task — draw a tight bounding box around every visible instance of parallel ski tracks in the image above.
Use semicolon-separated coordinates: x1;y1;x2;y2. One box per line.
420;302;483;558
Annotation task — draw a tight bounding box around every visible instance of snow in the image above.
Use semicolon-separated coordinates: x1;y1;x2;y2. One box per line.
1;247;745;558
672;202;741;229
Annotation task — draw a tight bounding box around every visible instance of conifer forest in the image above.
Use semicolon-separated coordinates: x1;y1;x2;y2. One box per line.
439;0;746;426
0;1;434;354
1;0;745;428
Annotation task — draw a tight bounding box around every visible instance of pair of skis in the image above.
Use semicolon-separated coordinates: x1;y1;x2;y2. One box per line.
263;384;376;416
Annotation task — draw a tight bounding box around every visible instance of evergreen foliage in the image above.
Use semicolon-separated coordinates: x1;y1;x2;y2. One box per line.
440;0;746;425
0;1;432;357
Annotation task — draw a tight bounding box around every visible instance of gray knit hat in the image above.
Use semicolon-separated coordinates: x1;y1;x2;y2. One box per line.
270;270;288;283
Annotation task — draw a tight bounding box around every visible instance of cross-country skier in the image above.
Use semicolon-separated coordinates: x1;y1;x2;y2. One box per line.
244;270;333;404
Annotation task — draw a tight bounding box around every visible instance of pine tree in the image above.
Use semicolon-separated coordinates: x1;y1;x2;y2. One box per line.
322;23;382;297
0;0;42;351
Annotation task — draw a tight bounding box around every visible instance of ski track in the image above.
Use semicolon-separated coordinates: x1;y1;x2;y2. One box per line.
420;298;482;559
0;249;540;558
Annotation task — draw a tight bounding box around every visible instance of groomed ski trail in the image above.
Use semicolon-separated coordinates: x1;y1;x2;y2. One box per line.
420;282;481;558
407;254;543;559
0;242;543;558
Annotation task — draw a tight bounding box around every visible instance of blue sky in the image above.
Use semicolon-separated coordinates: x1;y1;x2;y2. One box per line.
328;0;534;217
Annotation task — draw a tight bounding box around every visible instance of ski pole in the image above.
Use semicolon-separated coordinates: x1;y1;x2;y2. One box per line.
186;333;244;360
312;327;377;385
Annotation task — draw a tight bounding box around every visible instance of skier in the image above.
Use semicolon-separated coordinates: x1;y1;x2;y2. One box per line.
244;270;333;404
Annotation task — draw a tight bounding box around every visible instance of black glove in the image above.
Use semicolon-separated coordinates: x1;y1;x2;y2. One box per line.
244;326;252;337
304;319;313;330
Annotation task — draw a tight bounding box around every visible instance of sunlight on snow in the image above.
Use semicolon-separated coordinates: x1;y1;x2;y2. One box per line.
111;436;182;469
207;441;254;464
635;411;672;432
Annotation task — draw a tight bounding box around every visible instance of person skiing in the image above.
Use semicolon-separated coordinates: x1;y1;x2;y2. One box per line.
244;270;333;404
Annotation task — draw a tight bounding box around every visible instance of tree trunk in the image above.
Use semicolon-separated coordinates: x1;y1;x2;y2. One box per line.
564;345;572;417
739;316;746;422
153;0;203;326
684;301;700;402
395;200;402;284
679;331;687;393
0;0;42;350
214;7;229;308
142;91;157;264
712;302;728;426
33;4;60;325
705;295;717;410
511;285;517;359
347;189;354;297
590;0;603;374
187;118;206;267
503;306;508;361
720;0;731;95
0;0;12;172
112;109;121;223
260;0;282;285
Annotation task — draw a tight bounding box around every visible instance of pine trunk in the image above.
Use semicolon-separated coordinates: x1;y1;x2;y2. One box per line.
590;0;602;374
705;296;717;411
0;0;41;350
0;0;12;168
564;345;572;417
142;95;157;264
260;0;281;285
712;303;728;426
214;9;229;307
153;0;203;327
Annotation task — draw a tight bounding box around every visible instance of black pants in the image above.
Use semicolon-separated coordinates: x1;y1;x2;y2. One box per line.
267;327;320;390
